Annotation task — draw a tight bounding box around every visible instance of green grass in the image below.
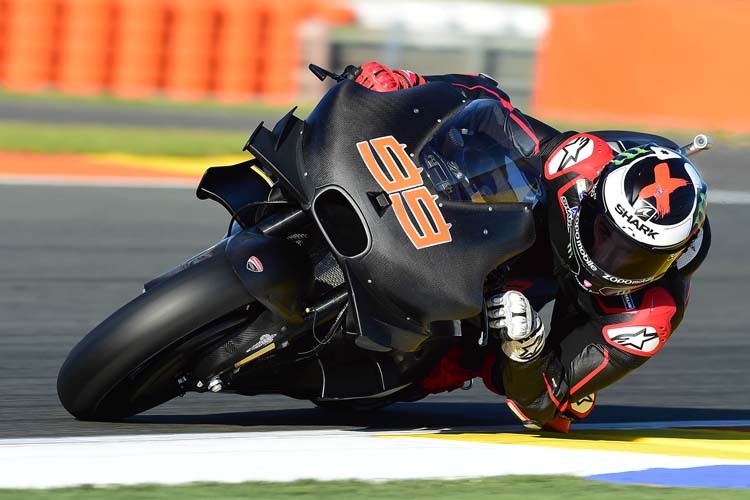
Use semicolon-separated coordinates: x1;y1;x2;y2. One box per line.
0;476;747;500
0;89;747;157
0;89;314;116
0;90;304;156
0;121;247;157
2;117;743;159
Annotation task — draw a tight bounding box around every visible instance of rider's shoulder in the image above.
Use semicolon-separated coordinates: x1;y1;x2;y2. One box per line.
542;132;614;184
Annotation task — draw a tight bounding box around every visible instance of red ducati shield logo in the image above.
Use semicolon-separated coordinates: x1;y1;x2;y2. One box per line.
246;256;264;273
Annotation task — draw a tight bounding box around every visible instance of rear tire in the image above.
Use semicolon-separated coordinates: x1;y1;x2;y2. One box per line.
57;254;252;421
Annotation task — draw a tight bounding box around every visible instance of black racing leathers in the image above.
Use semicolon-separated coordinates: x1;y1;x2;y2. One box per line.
418;73;710;426
487;131;711;426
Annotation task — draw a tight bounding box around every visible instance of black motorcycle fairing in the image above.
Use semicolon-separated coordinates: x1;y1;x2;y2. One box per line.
224;230;314;324
147;229;314;323
144;239;227;292
344;265;428;352
341;200;535;351
196;160;273;228
244;82;467;208
245;114;310;206
246;81;536;351
305;82;536;349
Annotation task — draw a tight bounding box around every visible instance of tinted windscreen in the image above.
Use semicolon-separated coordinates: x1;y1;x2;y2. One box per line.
419;99;543;206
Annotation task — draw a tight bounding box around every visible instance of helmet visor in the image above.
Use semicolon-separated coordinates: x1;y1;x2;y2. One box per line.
578;196;680;282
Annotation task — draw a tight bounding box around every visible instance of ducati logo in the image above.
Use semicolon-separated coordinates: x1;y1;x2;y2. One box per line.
246;256;264;273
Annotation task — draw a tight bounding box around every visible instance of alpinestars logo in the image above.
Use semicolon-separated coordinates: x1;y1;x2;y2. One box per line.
517;342;540;361
570;393;596;416
557;136;591;171
605;326;660;355
546;136;594;176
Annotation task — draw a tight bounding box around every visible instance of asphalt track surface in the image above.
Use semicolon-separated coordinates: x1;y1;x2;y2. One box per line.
1;153;748;439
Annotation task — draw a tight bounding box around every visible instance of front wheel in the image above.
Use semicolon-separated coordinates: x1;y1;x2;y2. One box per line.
57;254;252;421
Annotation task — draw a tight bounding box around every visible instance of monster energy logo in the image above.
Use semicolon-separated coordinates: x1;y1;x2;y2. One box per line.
694;191;707;225
611;147;650;166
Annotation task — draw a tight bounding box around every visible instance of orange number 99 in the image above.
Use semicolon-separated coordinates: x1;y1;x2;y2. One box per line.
357;136;452;249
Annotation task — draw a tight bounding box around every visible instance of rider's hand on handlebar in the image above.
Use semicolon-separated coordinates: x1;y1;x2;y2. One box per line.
486;291;546;363
354;61;425;92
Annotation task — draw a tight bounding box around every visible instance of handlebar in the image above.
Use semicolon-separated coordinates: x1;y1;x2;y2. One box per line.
679;134;713;157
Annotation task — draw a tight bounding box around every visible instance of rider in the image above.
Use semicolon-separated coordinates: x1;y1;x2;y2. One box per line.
353;61;711;432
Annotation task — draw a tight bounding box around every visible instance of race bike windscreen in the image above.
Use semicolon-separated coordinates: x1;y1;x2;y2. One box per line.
419;99;543;206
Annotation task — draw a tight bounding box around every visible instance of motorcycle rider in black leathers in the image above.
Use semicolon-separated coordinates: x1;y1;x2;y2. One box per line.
350;61;711;432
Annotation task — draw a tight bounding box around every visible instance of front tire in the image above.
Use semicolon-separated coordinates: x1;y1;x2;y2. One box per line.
57;254;252;421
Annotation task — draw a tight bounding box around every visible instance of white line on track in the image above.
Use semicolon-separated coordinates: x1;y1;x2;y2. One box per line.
1;179;749;205
1;419;748;448
1;423;746;489
709;189;750;205
3;419;748;448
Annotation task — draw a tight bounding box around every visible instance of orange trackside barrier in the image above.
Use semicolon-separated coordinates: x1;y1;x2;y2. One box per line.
162;0;214;100
109;0;167;98
259;0;355;103
315;1;356;26
214;0;355;103
0;0;356;102
259;0;306;104
533;0;750;133
56;0;113;94
212;0;264;102
1;0;58;92
0;0;7;81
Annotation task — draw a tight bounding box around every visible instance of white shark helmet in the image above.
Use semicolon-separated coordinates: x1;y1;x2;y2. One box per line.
568;144;707;295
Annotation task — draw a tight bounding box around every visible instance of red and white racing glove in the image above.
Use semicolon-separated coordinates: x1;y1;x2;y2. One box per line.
486;291;546;363
354;61;426;92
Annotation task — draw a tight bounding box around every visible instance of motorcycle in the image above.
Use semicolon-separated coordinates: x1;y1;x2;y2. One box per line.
57;66;711;420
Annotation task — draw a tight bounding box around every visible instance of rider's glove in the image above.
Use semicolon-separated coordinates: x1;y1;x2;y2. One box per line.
486;291;546;363
354;61;425;92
